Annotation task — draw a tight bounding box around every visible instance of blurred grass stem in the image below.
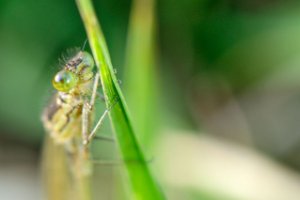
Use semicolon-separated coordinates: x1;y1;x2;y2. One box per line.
124;0;158;150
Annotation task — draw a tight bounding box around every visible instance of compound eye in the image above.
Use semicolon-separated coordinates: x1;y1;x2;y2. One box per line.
81;51;94;69
52;70;78;92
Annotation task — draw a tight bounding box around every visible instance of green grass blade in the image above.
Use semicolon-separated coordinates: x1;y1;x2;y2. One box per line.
76;0;165;199
124;0;159;150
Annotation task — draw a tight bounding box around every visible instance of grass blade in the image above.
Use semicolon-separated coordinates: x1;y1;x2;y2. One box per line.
76;0;165;199
124;0;159;150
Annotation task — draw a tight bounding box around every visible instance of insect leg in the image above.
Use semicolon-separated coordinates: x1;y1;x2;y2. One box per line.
85;96;119;145
96;92;106;102
85;109;109;145
89;72;100;107
82;102;90;144
82;72;100;144
91;157;154;166
93;135;115;142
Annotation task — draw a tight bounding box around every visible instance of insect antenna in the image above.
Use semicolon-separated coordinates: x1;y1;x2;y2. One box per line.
81;39;88;51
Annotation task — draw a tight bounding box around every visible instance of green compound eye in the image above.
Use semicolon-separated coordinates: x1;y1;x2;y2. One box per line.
81;51;94;68
52;70;78;92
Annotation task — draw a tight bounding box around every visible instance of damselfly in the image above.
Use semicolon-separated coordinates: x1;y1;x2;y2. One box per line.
41;49;114;200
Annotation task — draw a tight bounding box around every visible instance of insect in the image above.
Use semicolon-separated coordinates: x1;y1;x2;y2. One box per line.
43;50;105;144
41;49;114;200
42;49;110;148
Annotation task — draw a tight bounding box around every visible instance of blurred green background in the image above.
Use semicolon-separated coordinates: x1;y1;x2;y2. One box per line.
2;0;300;199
